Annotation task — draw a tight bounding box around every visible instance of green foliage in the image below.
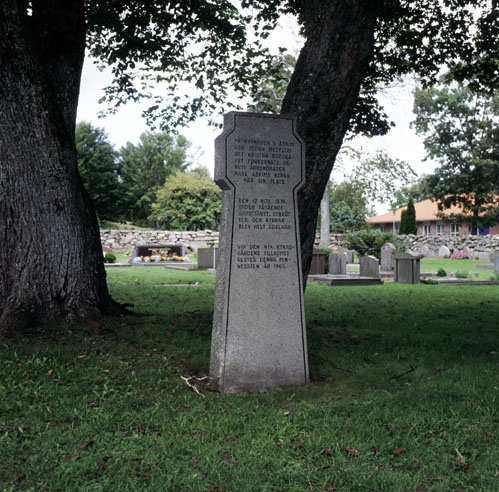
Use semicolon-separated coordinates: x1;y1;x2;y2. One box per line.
76;122;121;221
398;209;407;235
489;270;499;281
103;253;117;264
341;149;416;207
248;53;296;114
149;171;221;231
391;175;434;209
118;132;190;225
328;181;373;233
437;267;447;277
405;199;417;235
420;278;438;284
455;270;471;279
345;230;397;260
413;80;499;233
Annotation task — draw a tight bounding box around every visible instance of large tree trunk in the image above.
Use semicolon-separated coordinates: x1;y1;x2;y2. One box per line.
0;1;121;334
281;0;382;285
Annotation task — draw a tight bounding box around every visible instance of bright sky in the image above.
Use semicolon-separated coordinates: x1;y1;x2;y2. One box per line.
76;16;438;215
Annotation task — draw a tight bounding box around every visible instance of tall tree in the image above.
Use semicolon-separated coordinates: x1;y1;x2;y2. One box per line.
328;181;373;233
279;1;498;282
76;122;121;221
118;131;190;226
0;1;280;334
413;82;499;234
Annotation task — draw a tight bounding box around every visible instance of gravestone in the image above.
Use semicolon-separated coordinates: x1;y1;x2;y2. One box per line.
419;245;430;257
210;112;308;394
133;243;185;258
380;243;396;271
494;254;499;272
359;255;380;278
394;252;421;284
438;245;450;257
345;250;355;264
329;252;347;275
197;247;218;269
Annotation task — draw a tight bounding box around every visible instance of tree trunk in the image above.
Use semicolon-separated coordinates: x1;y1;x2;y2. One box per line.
281;0;382;285
0;1;121;335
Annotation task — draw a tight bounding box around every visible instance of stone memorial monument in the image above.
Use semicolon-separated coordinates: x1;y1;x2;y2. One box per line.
494;254;499;272
329;252;347;275
380;243;396;271
394;252;421;284
359;255;380;278
438;245;450;257
210;112;308;393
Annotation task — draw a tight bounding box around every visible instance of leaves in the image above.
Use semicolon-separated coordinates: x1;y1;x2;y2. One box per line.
344;446;361;456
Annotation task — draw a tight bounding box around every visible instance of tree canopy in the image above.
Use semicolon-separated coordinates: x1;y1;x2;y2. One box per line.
118;132;190;226
413;80;499;233
76;122;121;221
149;171;222;231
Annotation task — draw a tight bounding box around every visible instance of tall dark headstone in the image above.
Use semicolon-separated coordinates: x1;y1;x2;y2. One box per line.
210;112;308;393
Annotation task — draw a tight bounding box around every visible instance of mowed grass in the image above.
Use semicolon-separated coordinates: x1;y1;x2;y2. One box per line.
1;268;498;492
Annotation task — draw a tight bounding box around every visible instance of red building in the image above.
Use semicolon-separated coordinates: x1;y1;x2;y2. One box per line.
367;198;499;236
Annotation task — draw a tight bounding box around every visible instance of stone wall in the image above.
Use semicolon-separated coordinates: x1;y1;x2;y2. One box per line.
100;230;219;253
101;230;499;259
396;234;499;260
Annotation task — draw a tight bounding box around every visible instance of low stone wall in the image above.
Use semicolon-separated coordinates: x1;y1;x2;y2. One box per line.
397;234;499;259
101;230;499;259
100;230;219;253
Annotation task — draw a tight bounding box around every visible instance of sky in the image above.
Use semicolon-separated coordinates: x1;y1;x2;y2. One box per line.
76;16;439;215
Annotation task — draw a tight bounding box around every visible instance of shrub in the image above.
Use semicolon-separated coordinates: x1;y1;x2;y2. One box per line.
421;278;438;284
437;268;447;277
346;230;398;260
450;250;471;260
104;253;117;264
455;270;470;279
489;270;499;282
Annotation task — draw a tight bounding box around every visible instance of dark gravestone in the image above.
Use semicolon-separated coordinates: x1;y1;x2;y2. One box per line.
210;112;308;393
133;244;185;258
394;252;421;284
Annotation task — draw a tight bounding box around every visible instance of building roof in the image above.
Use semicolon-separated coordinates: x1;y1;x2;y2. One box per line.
366;198;467;224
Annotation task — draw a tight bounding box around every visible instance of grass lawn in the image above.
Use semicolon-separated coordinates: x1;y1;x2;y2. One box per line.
1;268;498;491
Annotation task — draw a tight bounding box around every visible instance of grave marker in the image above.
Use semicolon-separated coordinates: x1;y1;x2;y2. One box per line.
329;252;347;275
380;243;396;271
210;112;308;393
360;255;380;278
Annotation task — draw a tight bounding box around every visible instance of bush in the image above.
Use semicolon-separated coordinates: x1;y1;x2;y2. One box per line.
455;270;470;279
346;230;398;260
437;268;447;277
104;253;117;264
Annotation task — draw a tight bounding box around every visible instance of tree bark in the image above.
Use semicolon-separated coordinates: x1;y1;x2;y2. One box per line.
281;0;382;285
0;0;121;335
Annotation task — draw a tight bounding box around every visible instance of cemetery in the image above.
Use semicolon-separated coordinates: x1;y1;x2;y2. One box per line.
2;112;498;491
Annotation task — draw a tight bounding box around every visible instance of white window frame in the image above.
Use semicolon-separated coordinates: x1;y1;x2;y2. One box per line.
436;223;444;236
422;222;431;236
450;223;460;236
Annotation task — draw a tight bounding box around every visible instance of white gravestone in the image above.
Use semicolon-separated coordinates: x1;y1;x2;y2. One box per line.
210;112;308;393
494;254;499;272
